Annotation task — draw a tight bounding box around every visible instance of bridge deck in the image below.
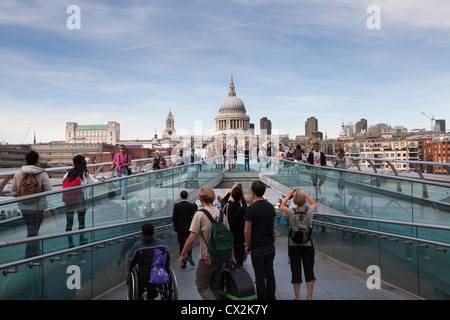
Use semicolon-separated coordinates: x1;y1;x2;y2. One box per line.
96;237;420;301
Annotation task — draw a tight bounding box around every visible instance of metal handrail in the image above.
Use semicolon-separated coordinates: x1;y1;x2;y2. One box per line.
313;220;448;252
0;216;173;275
315;211;450;232
1;153;448;177
0;155;182;195
0;157;211;206
0;215;171;248
274;157;450;188
276;212;450;252
276;210;450;232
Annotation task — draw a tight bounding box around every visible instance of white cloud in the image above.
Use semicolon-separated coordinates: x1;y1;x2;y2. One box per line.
0;0;448;145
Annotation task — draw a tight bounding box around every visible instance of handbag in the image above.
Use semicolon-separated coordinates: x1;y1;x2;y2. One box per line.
149;249;170;285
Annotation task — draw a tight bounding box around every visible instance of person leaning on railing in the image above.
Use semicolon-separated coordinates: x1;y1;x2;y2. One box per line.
10;151;52;258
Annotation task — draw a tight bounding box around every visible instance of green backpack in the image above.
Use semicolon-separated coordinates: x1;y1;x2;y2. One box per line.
200;209;234;262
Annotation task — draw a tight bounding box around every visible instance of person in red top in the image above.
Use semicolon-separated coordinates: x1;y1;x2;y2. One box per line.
111;144;132;200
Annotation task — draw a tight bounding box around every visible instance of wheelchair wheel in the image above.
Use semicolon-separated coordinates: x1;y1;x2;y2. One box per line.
161;268;178;300
127;269;142;300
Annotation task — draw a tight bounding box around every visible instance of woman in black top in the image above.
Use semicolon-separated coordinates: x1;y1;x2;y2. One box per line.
244;146;250;172
221;183;247;267
152;151;166;170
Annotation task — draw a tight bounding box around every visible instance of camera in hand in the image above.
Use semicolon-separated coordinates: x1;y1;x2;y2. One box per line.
237;183;242;189
288;188;298;200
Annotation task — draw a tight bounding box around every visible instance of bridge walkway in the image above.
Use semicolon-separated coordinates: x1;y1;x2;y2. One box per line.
96;237;420;301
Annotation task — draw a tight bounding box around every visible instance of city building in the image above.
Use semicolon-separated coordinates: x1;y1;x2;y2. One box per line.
31;142;115;168
66;121;120;145
260;117;272;135
337;135;420;171
422;135;449;174
355;118;368;137
367;123;391;137
305;117;318;136
162;109;176;139
435;119;446;133
0;144;32;168
215;76;251;137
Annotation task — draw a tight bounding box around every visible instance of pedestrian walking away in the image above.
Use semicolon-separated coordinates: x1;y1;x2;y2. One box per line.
244;180;276;300
179;187;235;300
172;190;197;268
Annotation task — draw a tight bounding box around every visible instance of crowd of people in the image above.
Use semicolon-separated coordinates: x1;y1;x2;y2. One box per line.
7;142;358;300
172;180;317;301
0;209;20;220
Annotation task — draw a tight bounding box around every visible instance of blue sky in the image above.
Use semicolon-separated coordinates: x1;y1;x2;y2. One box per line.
1;0;449;144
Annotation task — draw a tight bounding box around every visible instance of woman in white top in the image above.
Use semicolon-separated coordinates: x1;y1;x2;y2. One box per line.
334;147;350;194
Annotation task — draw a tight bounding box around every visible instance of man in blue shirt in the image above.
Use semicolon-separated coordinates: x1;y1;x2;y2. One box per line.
128;224;168;269
128;223;169;299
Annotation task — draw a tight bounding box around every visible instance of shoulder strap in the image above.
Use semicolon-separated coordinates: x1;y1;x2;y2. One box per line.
294;206;308;214
200;208;214;224
223;203;229;219
200;208;223;223
199;209;213;247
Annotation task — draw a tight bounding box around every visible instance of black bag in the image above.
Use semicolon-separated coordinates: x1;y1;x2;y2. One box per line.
220;266;256;300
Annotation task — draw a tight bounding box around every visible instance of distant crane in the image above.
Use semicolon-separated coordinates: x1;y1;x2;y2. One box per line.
19;127;31;144
421;112;435;131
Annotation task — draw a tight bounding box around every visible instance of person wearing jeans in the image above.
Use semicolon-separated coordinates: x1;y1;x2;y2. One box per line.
244;146;250;172
111;145;131;200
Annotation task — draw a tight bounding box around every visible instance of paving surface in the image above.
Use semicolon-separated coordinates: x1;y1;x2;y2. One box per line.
96;236;420;301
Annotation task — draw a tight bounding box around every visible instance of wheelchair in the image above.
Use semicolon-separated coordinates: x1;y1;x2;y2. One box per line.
127;246;178;300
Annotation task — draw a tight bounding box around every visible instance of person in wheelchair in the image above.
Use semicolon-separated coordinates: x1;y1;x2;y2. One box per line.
128;223;175;300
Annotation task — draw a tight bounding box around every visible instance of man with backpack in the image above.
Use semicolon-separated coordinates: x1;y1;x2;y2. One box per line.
179;187;235;300
280;188;317;300
10;151;52;257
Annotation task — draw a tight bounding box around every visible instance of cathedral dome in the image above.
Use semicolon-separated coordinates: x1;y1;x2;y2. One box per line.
218;76;246;114
215;76;250;134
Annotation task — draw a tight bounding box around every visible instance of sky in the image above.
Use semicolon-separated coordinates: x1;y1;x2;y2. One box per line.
0;0;449;144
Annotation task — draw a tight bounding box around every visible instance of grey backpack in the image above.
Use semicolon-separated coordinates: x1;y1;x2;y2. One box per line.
289;207;312;243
